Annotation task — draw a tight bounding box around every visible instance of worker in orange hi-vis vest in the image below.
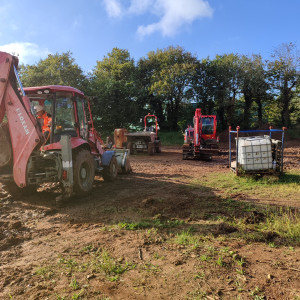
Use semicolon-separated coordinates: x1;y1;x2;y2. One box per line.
34;104;52;140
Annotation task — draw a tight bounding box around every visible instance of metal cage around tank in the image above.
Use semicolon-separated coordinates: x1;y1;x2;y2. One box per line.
228;126;286;176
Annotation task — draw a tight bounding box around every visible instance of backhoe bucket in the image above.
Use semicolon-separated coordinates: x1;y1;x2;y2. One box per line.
0;124;12;168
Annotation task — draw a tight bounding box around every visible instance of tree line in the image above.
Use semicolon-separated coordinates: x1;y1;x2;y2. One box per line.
19;43;300;133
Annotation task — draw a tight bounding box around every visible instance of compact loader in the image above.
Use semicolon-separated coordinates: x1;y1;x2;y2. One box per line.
126;114;161;155
0;51;130;198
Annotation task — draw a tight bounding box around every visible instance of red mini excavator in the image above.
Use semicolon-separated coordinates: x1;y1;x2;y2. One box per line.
182;108;219;160
0;51;130;198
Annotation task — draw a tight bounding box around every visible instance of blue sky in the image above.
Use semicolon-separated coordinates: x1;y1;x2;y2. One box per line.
0;0;299;72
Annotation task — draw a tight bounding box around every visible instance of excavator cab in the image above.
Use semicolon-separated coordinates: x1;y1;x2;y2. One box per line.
24;86;89;145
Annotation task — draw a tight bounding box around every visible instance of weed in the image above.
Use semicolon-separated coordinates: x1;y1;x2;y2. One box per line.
153;252;165;260
35;266;54;279
58;257;78;274
235;257;246;267
249;286;265;299
143;262;161;273
200;255;211;262
194;272;205;279
118;218;184;230
236;268;245;275
174;230;201;249
207;245;216;255
268;241;277;248
216;255;225;267
69;277;80;290
56;296;67;300
91;249;129;279
81;244;94;252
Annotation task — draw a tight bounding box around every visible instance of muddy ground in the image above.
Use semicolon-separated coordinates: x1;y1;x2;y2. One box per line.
0;141;300;300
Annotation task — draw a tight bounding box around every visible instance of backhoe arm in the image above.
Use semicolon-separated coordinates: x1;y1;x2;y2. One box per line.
0;51;44;187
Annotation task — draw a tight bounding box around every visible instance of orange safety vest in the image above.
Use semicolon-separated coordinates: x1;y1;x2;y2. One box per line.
38;112;52;133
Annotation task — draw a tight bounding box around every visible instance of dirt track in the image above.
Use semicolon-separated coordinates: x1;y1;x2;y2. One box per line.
0;143;300;299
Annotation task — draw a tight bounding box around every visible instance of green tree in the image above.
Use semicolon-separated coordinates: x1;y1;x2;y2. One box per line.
240;55;269;128
91;48;138;133
136;56;166;127
192;58;216;115
141;46;198;131
208;54;243;129
267;42;300;127
19;51;88;91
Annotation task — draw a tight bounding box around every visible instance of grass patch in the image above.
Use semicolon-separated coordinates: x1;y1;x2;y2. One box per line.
195;171;300;202
117;218;184;230
158;131;183;145
187;170;300;246
226;207;300;246
174;230;203;249
263;208;300;244
34;266;55;279
91;249;130;281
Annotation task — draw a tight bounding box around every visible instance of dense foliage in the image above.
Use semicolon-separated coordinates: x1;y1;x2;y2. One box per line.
19;43;300;133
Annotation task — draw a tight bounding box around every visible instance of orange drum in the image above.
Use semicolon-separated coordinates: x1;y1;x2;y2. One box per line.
114;128;128;148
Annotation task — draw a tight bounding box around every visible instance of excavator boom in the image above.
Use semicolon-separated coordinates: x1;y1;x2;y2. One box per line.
0;51;44;187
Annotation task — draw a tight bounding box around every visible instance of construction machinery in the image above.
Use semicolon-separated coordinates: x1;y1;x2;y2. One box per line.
0;51;130;198
182;108;219;160
126;113;161;155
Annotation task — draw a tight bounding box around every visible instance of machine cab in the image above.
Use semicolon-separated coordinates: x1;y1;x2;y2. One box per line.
24;85;90;148
200;116;217;140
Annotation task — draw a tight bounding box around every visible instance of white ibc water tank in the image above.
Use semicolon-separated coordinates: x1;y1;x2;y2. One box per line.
237;136;272;171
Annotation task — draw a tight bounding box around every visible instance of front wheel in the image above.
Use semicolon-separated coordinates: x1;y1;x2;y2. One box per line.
147;142;155;155
155;141;161;153
73;149;95;195
103;155;118;181
3;181;37;198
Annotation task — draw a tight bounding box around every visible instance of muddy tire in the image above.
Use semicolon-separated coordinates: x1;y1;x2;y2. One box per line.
2;181;37;198
147;142;155;155
103;155;118;181
73;149;95;195
155;141;161;153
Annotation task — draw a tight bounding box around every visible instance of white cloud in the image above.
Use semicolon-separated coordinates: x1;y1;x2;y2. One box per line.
0;42;50;65
103;0;213;37
137;0;213;38
103;0;123;18
128;0;153;14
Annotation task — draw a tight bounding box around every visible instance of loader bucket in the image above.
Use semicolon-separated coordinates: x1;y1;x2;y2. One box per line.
0;124;12;168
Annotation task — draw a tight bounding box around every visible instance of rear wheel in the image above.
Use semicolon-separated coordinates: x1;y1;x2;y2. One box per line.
73;149;95;195
103;155;118;181
147;142;155;155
